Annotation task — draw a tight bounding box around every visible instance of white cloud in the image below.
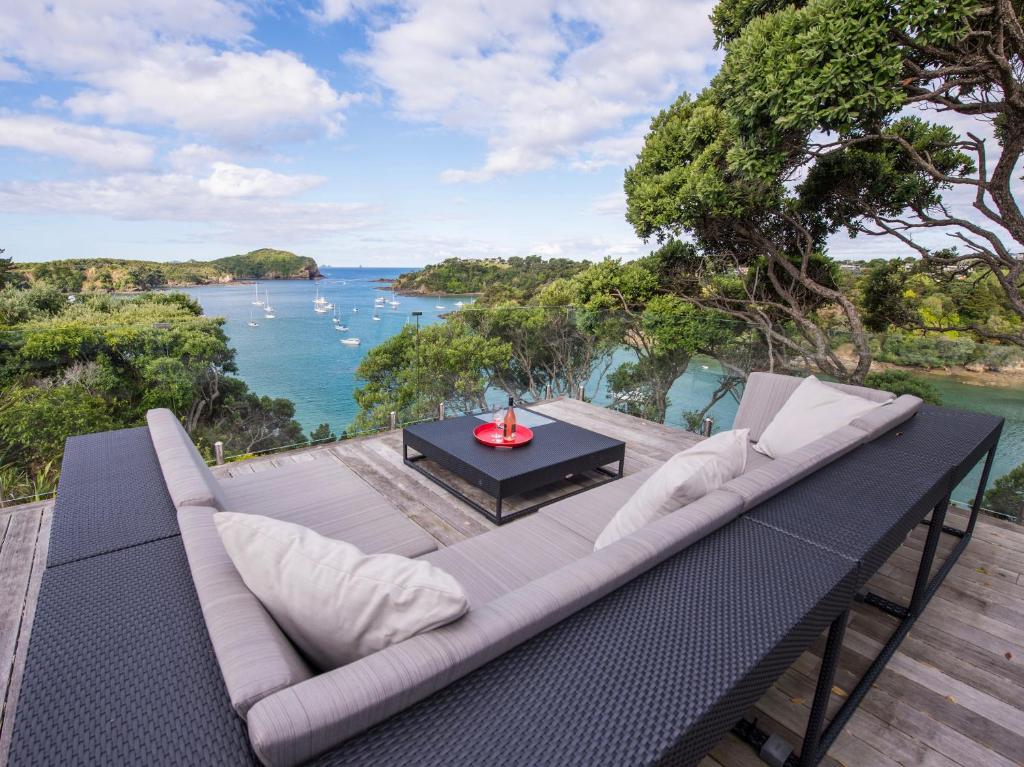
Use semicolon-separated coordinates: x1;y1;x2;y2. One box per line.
0;168;375;241
309;0;383;24
0;58;28;81
66;46;359;142
0;1;252;75
0;2;359;143
199;162;326;197
0;114;155;169
354;1;718;181
592;191;626;216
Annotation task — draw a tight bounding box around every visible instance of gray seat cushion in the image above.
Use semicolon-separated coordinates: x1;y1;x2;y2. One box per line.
734;372;894;442
178;505;313;718
147;408;229;510
422;515;593;608
851;394;923;439
246;488;745;767
218;457;437;558
539;468;657;542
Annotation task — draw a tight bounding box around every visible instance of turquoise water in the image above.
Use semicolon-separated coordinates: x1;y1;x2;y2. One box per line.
178;267;1022;504
178;267;473;435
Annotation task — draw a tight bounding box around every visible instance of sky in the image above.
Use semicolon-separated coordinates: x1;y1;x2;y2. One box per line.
0;0;723;267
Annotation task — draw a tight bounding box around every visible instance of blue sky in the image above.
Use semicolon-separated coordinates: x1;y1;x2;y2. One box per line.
0;1;723;266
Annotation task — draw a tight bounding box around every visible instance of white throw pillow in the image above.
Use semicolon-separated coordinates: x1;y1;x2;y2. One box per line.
594;428;749;551
754;375;886;459
214;512;468;670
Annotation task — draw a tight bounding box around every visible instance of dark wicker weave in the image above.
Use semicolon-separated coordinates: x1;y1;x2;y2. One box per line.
313;517;857;767
7;537;256;767
48;426;179;567
8;406;1001;767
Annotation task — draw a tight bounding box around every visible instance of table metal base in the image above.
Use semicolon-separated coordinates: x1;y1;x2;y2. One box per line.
403;446;624;525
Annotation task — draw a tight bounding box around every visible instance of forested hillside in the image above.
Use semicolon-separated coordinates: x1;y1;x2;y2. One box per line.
389;256;590;302
11;248;320;293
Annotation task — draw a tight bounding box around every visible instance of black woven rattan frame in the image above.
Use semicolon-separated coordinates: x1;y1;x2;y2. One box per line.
7;404;1003;767
48;426;180;567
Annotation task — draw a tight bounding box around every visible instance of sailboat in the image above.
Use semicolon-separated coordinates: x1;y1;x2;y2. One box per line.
247;310;259;327
434;304;446;310
263;290;275;318
372;312;381;321
388;291;400;307
251;281;263;306
454;300;464;307
313;283;328;308
374;294;386;305
340;337;361;346
335;323;349;331
332;306;340;324
352;306;359;313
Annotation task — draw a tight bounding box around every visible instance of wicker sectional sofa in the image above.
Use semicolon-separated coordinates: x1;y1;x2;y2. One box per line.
142;373;922;767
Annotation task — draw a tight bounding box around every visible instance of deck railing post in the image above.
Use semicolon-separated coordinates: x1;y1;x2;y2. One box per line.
545;383;552;400
438;402;446;420
389;411;397;430
577;384;585;401
214;441;224;465
701;417;714;437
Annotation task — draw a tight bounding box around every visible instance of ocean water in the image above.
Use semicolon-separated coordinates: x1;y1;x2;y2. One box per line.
177;266;1023;504
177;267;473;436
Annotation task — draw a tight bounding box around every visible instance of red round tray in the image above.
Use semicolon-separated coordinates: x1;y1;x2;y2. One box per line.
473;422;534;448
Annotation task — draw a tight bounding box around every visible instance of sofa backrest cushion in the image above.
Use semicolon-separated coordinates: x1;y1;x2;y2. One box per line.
214;512;469;671
245;488;745;767
147;408;228;510
178;506;313;718
753;376;884;459
851;394;923;439
594;428;749;550
734;372;893;442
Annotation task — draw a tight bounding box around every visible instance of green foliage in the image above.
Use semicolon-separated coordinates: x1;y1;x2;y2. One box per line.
13;249;319;293
863;370;942;404
310;423;336;442
0;283;309;487
0;385;116;470
859;259;915;332
210;248;320;280
389;256;590;301
985;463;1024;521
352;320;512;432
570;257;736;422
873;333;1024;370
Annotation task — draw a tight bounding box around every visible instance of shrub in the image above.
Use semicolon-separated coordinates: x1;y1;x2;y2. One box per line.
863;370;942;405
985;463;1024;522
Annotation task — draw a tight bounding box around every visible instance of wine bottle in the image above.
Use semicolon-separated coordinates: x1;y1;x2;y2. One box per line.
503;396;517;440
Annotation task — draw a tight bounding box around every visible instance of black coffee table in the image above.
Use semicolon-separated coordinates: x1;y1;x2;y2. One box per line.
402;409;626;524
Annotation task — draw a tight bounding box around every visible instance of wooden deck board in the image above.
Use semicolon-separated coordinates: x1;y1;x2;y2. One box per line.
3;401;1024;766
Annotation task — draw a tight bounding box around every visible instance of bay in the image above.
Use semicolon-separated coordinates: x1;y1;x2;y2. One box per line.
178;266;1023;506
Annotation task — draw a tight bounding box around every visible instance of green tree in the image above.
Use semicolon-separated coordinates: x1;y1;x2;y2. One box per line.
984;463;1024;522
705;0;1024;347
352;320;512;432
32;261;85;293
571;257;735;422
0;384;116;471
624;91;874;382
860;260;915;333
863;370;942;405
461;278;616;401
310;423;336;442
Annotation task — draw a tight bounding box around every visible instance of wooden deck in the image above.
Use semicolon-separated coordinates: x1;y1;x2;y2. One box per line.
2;400;1023;766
